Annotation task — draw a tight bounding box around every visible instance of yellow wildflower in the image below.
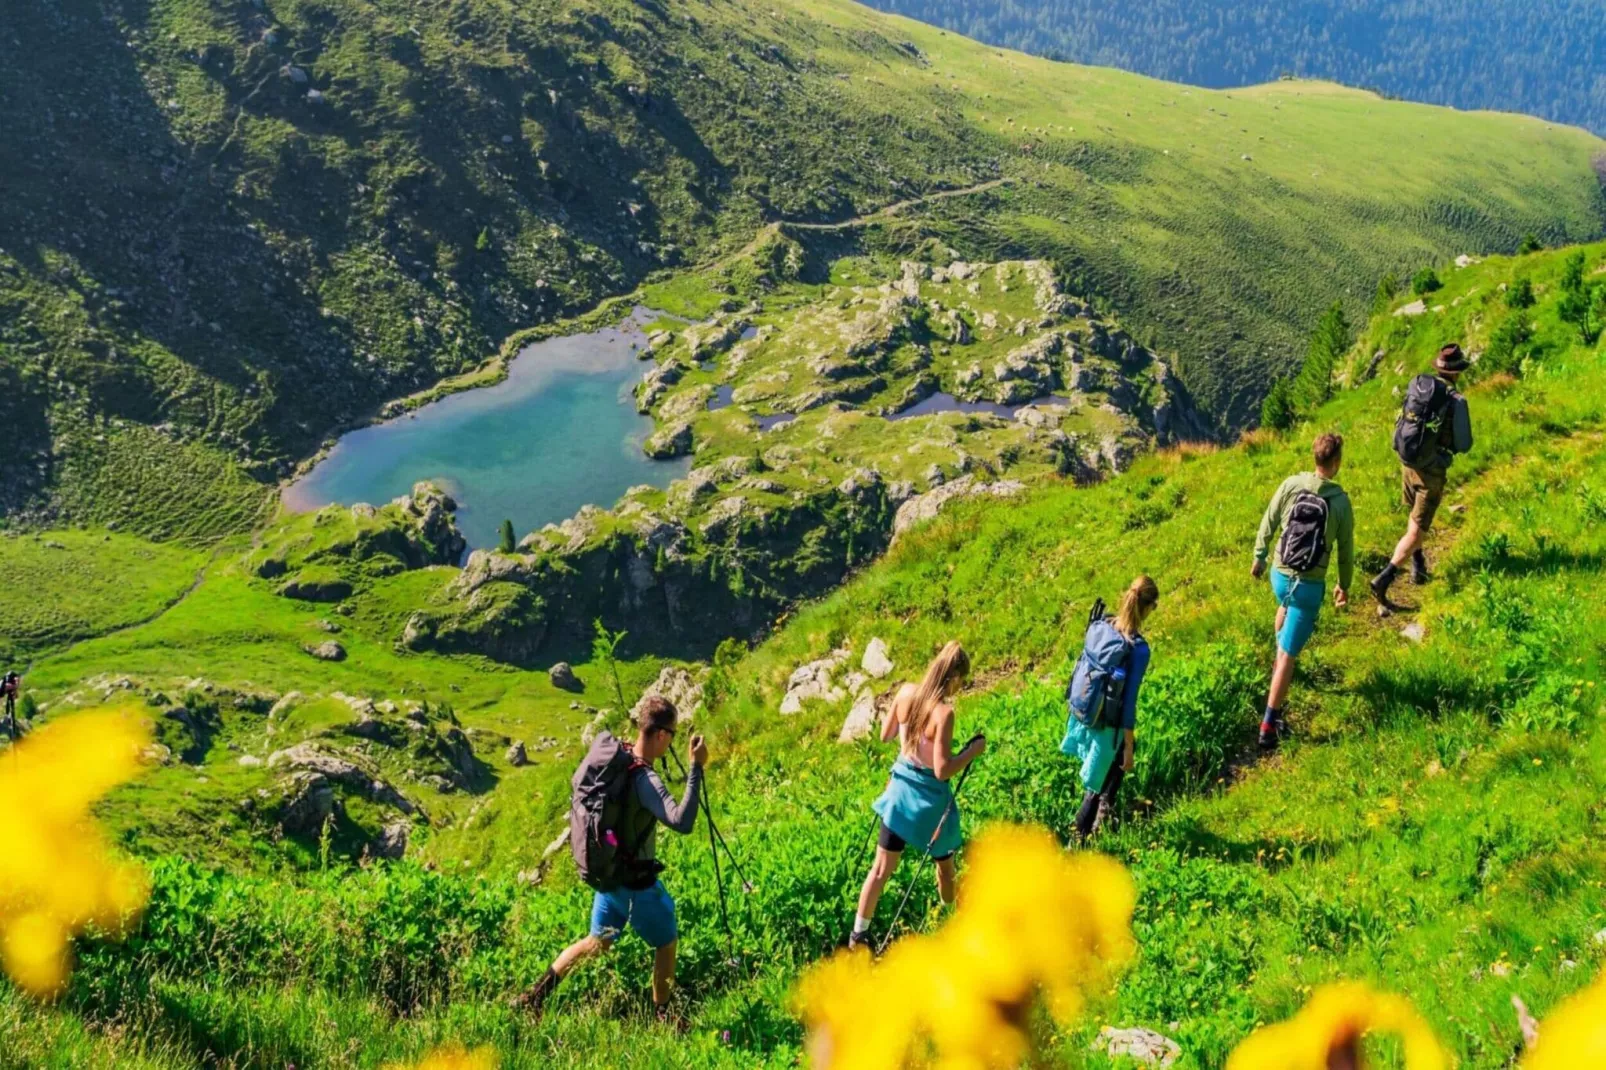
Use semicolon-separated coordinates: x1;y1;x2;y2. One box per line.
797;823;1136;1069
382;1046;499;1070
1227;983;1448;1070
1521;971;1606;1069
0;707;151;998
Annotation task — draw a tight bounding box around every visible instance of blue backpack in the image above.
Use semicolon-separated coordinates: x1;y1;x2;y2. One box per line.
1066;601;1134;731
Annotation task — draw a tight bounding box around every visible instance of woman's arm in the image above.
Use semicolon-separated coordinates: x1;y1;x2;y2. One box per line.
1119;640;1151;731
932;706;984;781
880;684;912;744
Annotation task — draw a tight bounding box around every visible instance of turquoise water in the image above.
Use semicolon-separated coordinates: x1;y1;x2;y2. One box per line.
283;309;688;551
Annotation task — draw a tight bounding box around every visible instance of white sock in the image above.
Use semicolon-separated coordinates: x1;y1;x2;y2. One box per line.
852;914;872;934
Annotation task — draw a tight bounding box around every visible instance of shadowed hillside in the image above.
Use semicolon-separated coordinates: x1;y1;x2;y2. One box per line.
2;0;1603;539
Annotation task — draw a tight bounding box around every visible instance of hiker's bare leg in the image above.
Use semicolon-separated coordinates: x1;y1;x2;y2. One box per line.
1267;650;1297;711
652;940;677;1006
1391;518;1424;568
935;856;957;905
856;846;902;920
552;933;612;979
1275;605;1287;636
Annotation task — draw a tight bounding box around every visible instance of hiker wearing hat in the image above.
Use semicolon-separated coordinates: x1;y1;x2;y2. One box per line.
514;696;707;1022
1251;433;1354;750
1371;344;1474;612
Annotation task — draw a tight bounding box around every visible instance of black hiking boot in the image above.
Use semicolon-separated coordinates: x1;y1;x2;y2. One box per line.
847;929;873;954
1411;550;1430;585
511;968;560;1020
1370;568;1406;616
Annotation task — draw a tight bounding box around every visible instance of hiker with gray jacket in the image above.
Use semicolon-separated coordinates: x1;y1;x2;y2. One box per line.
515;696;706;1022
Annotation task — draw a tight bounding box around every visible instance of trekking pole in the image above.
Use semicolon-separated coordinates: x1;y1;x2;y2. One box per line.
669;746;755;893
875;736;983;956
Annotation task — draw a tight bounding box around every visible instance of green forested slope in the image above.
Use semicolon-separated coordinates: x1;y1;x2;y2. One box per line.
2;0;1603;536
4;243;1603;1067
863;0;1606;135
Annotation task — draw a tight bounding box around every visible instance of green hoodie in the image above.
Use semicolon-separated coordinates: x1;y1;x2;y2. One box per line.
1253;471;1355;591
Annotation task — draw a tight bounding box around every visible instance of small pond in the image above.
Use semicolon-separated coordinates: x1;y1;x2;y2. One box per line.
283;308;690;552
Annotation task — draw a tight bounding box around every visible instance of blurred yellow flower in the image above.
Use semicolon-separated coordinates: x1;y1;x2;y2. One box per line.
0;707;151;998
1227;983;1448;1070
382;1046;499;1070
1521;971;1606;1069
797;823;1136;1069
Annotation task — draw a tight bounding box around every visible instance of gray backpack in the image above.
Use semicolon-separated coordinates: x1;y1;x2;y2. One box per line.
1066;607;1134;731
569;732;651;891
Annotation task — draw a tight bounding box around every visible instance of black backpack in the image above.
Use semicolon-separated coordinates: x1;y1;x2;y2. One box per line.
569;732;654;891
1278;490;1330;574
1393;374;1452;466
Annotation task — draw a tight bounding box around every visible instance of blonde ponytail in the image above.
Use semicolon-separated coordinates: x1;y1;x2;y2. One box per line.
1114;575;1160;638
904;640;970;742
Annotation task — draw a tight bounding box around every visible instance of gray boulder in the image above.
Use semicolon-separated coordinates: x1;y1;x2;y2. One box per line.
506;741;529;767
304;641;346;662
549;662;581;691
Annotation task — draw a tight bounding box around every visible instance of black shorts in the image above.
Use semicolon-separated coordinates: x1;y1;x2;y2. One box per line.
878;821;954;862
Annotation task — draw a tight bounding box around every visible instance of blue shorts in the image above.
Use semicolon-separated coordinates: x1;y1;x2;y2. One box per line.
1271;569;1326;657
589;881;677;949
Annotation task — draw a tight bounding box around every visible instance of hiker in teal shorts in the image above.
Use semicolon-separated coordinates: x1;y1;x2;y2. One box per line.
1061;575;1159;843
848;641;983;951
1251;433;1354;750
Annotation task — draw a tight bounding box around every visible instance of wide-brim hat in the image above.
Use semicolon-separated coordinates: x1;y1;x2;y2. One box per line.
1434;343;1469;375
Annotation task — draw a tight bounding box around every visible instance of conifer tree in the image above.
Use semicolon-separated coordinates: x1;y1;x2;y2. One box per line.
498;519;516;554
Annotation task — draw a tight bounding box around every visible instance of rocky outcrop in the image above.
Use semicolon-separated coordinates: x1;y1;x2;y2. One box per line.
506;741;529;767
862;638;894;679
645;420;694;458
632;665;709;722
372;820;411;860
1094;1027;1180;1067
275;771;336;836
780;646;852;715
280;572;353;603
267;742;420;816
892;476;1026;538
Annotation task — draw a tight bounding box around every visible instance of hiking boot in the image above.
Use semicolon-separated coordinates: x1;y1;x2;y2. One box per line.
847;929;873;954
1411;551;1430;585
1258;715;1287;752
511;969;560;1019
1370;570;1406;615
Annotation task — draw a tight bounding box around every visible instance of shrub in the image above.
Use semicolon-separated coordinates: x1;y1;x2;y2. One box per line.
1506;276;1534;310
498;519;516;554
1478;314;1532;378
1519;232;1544;254
1411;267;1442;296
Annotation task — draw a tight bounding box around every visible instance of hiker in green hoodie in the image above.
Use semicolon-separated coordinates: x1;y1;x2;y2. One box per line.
1250;433;1354;750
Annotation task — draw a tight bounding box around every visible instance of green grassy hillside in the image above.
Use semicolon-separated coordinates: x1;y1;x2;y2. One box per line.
3;0;1603;538
2;244;1603;1065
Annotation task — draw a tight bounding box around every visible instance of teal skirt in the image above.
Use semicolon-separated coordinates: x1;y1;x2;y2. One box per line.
872;757;962;858
1060;714;1122;793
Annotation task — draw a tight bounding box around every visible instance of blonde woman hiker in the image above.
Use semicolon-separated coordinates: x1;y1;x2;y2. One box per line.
848;641;984;952
1061;576;1159;843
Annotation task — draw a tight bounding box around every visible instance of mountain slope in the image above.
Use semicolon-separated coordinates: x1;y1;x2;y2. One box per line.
4;242;1603;1066
862;0;1606;136
2;0;1603;537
